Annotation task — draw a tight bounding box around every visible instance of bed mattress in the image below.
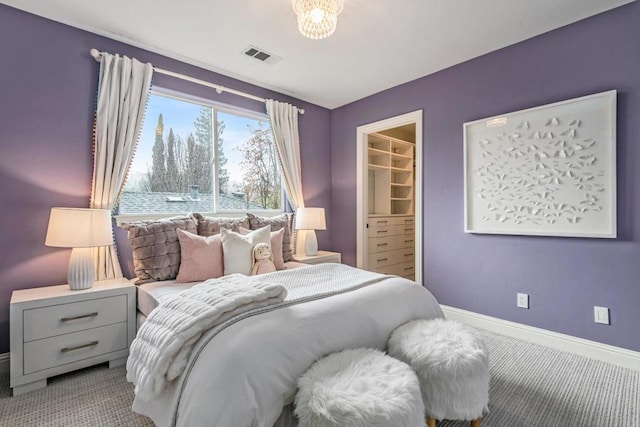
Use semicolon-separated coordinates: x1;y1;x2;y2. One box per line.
136;261;309;317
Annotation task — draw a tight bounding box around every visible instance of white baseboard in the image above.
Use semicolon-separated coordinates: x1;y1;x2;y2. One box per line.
441;305;640;371
0;353;8;375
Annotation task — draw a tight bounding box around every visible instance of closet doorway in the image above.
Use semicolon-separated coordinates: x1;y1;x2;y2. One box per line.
356;110;423;284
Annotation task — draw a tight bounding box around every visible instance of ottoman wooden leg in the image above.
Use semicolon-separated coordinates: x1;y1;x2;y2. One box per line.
470;418;482;427
427;416;436;427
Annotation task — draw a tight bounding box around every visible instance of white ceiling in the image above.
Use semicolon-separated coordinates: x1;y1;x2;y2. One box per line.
2;0;635;109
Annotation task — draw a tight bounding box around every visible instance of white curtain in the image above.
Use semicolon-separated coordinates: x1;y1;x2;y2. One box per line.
265;99;307;253
90;53;153;280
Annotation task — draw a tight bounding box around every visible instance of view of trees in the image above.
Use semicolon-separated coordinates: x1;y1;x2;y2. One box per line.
140;106;281;210
236;124;281;210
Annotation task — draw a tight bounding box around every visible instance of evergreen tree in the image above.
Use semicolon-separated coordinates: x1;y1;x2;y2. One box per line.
166;128;178;192
193;107;227;194
150;114;166;191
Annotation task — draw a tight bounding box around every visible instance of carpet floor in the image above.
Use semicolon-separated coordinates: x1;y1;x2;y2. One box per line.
0;331;638;426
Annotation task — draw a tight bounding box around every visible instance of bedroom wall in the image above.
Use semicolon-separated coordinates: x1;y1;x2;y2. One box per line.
0;4;331;354
330;1;640;351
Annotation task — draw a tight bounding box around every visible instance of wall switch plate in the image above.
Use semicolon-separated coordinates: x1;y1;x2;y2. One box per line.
594;306;610;325
517;293;529;309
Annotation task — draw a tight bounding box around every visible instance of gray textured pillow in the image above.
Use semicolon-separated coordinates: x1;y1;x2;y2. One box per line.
247;212;294;262
120;215;197;285
193;213;249;236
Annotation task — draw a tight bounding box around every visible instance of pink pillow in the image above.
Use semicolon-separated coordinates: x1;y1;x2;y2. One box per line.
175;228;223;283
239;226;285;270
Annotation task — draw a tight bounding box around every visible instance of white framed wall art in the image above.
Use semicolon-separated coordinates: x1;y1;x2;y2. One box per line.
464;90;616;238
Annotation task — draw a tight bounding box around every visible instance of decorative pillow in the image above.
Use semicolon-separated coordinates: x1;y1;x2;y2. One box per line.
247;213;294;262
120;215;197;285
239;226;285;270
175;229;223;283
220;226;270;276
193;213;249;237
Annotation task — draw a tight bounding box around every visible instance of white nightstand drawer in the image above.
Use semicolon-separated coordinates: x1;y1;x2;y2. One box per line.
23;295;127;342
23;322;128;375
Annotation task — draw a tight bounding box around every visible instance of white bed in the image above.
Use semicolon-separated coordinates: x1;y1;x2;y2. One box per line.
130;263;443;427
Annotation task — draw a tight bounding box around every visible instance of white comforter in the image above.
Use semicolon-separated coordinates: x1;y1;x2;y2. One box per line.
132;264;443;427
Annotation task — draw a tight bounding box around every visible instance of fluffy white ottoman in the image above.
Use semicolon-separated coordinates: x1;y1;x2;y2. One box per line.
388;319;489;427
295;348;425;427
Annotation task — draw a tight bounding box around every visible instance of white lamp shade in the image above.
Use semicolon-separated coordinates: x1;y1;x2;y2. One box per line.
45;208;113;248
295;207;326;230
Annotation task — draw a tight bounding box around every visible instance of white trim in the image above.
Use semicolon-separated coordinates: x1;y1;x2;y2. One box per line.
356;110;423;284
441;305;640;371
0;352;9;374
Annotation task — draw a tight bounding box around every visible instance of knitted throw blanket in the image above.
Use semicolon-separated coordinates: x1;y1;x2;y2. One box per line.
126;274;287;401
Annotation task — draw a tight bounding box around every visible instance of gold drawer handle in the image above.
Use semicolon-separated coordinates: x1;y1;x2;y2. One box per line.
60;312;98;322
404;267;414;271
377;220;388;224
61;341;99;353
377;243;388;247
377;230;388;233
404;240;414;243
405;228;414;232
377;258;388;262
404;253;414;257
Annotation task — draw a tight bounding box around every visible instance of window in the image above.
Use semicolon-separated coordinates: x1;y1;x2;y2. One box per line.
120;90;283;216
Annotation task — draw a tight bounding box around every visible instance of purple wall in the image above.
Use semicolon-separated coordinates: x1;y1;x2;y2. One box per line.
0;5;331;354
331;2;640;351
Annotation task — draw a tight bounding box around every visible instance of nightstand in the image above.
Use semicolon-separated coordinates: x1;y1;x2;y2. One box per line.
10;278;136;396
294;250;342;265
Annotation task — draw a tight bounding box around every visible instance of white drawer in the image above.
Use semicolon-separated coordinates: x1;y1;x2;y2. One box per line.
368;248;414;269
373;261;415;277
23;295;127;342
368;224;413;238
368;216;414;227
23;322;128;375
368;235;415;254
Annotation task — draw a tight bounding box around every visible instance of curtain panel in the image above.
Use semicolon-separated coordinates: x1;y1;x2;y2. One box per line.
90;53;153;280
265;99;307;253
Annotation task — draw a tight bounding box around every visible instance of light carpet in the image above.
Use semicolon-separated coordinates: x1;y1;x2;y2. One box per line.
0;331;638;426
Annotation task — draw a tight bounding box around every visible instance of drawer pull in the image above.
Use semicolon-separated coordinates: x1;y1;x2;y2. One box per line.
61;341;99;353
404;267;414;271
405;228;414;232
377;220;388;224
377;243;388;247
404;253;414;257
377;258;388;262
377;230;388;233
60;312;98;322
404;240;414;243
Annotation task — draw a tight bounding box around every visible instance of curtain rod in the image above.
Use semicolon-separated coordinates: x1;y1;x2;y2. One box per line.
89;49;304;114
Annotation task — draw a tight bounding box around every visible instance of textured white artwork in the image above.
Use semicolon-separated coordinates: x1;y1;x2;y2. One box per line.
464;90;616;238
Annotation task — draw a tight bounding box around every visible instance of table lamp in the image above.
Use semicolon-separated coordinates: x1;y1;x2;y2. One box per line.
45;207;113;290
295;207;326;256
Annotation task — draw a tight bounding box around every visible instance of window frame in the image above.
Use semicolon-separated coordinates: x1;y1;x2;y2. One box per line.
115;87;285;225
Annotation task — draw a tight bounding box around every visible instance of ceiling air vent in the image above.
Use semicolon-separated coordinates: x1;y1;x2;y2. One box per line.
242;45;282;65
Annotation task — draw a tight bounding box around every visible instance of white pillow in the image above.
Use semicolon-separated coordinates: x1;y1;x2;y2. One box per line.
220;226;271;275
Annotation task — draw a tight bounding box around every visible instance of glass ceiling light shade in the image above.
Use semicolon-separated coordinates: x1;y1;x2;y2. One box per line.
292;0;344;40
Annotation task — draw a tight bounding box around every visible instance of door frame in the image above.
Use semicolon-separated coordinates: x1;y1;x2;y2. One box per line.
356;110;423;284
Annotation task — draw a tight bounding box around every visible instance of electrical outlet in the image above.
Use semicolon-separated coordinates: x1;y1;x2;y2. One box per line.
594;306;610;325
517;293;529;309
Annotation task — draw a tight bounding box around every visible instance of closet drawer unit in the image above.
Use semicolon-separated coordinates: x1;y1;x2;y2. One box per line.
368;235;415;254
368;216;413;227
374;261;415;277
368;248;414;270
23;323;128;375
368;224;406;238
23;295;127;342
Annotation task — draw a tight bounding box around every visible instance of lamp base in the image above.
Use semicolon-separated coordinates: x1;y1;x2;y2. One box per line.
68;247;96;290
304;230;319;256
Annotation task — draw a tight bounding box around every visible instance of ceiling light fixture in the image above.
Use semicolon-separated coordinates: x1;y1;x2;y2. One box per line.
292;0;344;40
